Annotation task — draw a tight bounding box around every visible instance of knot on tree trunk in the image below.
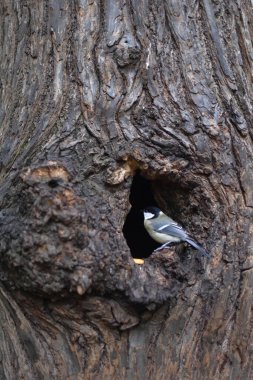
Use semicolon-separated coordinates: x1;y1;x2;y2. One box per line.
0;159;207;314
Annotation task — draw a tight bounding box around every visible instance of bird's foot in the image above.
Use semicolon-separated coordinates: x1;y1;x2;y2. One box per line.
154;243;172;252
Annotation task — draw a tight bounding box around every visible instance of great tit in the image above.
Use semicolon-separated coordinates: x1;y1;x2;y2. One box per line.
143;207;210;258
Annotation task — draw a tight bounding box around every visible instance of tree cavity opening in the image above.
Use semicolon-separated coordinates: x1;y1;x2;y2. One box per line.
122;172;202;259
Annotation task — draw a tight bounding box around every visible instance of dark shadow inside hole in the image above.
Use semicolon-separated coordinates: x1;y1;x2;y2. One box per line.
48;179;60;188
123;173;160;258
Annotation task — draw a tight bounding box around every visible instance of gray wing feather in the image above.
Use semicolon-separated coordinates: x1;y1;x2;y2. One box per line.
154;223;188;239
158;223;171;231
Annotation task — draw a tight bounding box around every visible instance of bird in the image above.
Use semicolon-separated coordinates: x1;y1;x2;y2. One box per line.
143;207;210;258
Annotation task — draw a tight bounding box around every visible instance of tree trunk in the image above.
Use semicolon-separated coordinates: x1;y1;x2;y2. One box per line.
1;0;253;379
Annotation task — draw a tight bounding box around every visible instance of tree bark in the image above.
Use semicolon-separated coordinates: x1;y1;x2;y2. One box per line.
1;0;253;379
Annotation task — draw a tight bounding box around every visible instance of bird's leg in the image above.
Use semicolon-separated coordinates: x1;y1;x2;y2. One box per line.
154;242;172;252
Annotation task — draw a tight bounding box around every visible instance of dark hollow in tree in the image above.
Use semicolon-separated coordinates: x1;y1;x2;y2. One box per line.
123;173;160;258
1;0;253;379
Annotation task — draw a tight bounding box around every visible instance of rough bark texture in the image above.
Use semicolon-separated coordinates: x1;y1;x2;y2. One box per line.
1;0;253;379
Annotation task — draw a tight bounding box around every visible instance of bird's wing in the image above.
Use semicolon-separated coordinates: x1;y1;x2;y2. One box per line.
156;222;188;239
154;220;210;258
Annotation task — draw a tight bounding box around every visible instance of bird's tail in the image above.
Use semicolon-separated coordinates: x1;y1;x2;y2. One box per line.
185;238;210;258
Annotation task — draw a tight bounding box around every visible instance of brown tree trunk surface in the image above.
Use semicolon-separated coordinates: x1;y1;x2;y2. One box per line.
1;1;253;379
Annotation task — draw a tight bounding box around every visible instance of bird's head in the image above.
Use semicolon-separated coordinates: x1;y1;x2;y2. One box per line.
143;207;162;220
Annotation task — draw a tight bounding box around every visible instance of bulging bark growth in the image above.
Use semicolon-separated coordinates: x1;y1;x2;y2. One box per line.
0;0;253;379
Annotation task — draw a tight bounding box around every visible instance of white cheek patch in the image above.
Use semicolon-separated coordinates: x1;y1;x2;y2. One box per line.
144;212;155;220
